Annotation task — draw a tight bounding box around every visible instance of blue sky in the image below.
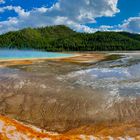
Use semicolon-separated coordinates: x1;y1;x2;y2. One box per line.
0;0;140;34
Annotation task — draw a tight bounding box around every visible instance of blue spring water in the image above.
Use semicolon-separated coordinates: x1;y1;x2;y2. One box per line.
0;49;74;60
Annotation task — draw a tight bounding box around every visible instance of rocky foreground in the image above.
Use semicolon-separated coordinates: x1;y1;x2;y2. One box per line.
0;115;140;140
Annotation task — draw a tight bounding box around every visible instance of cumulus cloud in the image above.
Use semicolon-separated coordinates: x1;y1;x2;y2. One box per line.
119;16;140;33
0;6;29;17
0;0;119;34
47;0;119;24
82;15;140;33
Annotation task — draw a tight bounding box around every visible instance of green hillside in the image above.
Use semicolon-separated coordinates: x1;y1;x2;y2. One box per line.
0;25;140;51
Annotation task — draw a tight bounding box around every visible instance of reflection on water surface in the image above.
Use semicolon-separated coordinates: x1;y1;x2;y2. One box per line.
0;52;140;134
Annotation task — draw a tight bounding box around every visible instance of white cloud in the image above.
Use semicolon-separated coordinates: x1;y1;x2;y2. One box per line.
0;6;30;17
0;0;5;4
119;16;140;33
80;16;140;33
47;0;119;24
0;0;119;34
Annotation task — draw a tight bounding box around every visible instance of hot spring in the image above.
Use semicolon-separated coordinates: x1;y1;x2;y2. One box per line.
0;49;74;60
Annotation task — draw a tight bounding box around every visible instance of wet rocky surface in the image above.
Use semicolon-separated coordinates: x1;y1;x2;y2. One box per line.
0;53;140;135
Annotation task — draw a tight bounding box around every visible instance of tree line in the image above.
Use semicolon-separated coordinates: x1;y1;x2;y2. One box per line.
0;25;140;51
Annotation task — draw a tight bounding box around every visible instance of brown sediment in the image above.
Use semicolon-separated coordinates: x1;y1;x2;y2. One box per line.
65;121;140;137
0;60;34;67
55;53;107;63
0;115;140;140
0;53;108;67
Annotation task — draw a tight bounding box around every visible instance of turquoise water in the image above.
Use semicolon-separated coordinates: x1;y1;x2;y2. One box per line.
0;49;73;60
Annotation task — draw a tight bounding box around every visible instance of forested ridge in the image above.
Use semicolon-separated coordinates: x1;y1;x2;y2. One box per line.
0;25;140;51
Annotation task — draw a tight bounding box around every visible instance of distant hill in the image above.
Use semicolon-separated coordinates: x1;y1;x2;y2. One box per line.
0;25;140;51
